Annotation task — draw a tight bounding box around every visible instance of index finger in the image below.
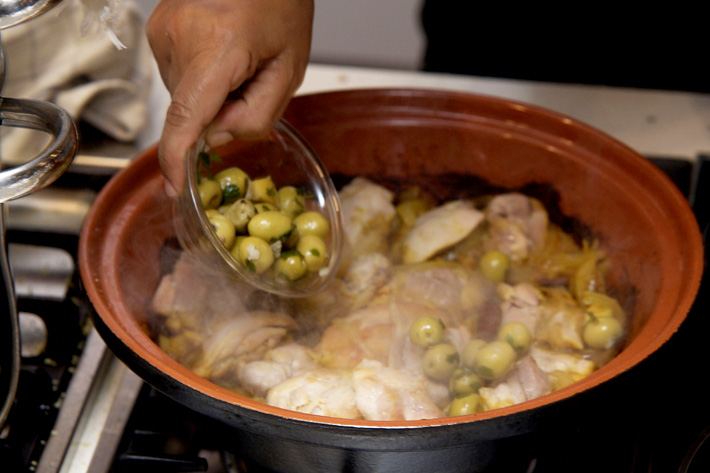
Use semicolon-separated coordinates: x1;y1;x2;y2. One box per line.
159;50;255;192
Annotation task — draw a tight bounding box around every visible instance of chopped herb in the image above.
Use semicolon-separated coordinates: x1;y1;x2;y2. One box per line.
277;227;294;244
245;260;256;272
223;183;241;203
296;186;314;199
266;187;277;197
198;151;211;167
309;248;321;257
477;365;494;379
446;353;460;365
197;151;221;177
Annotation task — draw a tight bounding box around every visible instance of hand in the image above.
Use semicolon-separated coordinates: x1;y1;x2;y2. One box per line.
147;0;314;192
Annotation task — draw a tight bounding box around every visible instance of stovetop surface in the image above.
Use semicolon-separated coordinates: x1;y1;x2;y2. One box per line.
1;154;708;473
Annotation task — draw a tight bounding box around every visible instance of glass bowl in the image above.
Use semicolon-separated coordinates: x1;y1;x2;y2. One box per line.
173;119;343;297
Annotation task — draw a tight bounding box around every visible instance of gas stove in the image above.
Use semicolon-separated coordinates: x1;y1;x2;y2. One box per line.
0;153;707;473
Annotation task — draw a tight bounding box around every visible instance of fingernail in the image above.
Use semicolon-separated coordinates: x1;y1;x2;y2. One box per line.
206;131;234;148
163;179;177;198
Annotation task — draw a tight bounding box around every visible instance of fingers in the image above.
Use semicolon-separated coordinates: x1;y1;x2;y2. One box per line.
205;56;299;147
159;50;255;192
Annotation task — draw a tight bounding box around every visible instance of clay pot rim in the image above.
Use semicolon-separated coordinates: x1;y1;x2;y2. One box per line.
79;88;704;430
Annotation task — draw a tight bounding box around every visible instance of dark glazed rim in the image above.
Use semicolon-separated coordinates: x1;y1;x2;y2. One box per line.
79;88;704;447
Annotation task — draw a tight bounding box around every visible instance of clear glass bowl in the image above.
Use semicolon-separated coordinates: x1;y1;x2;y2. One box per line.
174;120;343;298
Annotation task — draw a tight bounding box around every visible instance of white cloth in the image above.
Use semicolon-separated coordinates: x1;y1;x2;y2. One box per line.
1;0;152;164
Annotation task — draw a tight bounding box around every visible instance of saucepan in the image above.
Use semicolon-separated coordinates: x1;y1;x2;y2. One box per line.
78;89;703;473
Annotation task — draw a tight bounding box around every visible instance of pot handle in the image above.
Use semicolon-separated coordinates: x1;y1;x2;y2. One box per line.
0;203;18;428
0;97;79;203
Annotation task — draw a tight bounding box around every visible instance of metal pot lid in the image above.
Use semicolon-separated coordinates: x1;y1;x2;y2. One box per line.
0;0;63;30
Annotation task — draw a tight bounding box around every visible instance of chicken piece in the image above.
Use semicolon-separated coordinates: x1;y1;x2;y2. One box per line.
387;262;494;324
530;345;595;390
315;301;449;373
191;311;295;384
266;369;360;419
512;356;551;400
475;296;503;340
266;343;317;372
152;252;253;335
151;253;211;331
498;282;543;334
427;381;452;409
293;254;392;333
485;193;548;261
238;362;290;398
154;252;259;371
479;355;550;410
342;253;393;310
445;325;472;356
352;360;442;420
479;380;526;410
292;279;351;336
237;344;316;398
316;303;428;371
339;178;396;262
316;304;394;369
317;262;492;373
530;346;595;376
158;331;203;366
402;201;484;264
536;288;585;351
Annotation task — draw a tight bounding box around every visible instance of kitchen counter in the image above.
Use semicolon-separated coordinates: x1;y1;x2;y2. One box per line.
140;63;710;161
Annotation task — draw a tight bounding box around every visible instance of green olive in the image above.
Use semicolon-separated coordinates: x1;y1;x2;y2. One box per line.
296;234;328;271
461;339;487;370
276;186;306;217
275;251;308;281
479;250;510;282
206;212;236;250
215;167;250;203
474;341;516;380
198;178;222;209
447;393;481;416
497;322;532;355
229;236;247;264
449;369;483;396
250;176;277;204
583;317;623;349
247;211;293;242
237;236;274;274
581;292;624;320
223;199;256;232
409;316;445;348
422;343;459;382
293;211;330;239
